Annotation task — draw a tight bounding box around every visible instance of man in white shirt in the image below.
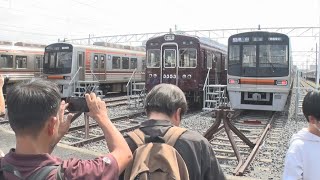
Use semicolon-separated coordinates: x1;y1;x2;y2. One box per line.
283;91;320;180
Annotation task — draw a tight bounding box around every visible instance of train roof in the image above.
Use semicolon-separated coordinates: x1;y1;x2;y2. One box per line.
147;33;227;52
0;41;45;52
229;31;289;39
46;42;146;55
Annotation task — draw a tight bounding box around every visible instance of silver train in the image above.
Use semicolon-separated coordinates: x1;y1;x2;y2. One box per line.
42;42;146;98
0;41;45;92
227;31;293;111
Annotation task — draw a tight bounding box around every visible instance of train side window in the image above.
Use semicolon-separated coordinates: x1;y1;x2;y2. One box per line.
16;56;27;69
142;58;146;70
112;56;121;69
147;49;160;67
164;49;176;68
93;55;99;69
100;55;105;69
207;51;213;69
130;58;137;69
122;57;129;69
179;48;197;68
0;54;13;68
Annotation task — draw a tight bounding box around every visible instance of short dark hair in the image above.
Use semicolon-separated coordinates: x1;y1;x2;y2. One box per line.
302;91;320;121
6;79;61;136
145;83;188;117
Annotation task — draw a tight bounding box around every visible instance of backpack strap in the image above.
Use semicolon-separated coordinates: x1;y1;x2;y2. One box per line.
127;129;145;147
163;127;187;146
1;162;63;180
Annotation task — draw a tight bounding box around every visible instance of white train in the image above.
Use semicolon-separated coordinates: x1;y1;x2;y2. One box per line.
42;42;146;98
227;31;292;111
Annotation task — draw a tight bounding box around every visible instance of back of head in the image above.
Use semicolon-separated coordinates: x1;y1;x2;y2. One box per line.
302;91;320;121
144;83;187;117
6;79;61;136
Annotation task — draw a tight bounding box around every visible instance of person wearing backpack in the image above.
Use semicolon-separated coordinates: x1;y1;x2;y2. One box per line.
120;83;226;180
0;75;5;116
0;79;133;179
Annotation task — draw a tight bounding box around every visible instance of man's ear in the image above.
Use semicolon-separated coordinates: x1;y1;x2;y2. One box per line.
47;117;58;136
173;108;182;126
309;115;317;124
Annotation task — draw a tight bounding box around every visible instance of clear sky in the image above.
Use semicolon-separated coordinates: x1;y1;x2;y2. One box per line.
0;0;319;67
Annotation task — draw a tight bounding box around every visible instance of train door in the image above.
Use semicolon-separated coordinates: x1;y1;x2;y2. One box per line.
161;43;178;85
92;54;106;80
241;44;258;101
77;52;85;81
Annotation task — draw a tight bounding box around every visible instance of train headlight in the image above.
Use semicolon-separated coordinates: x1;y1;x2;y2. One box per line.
149;74;152;78
153;74;157;78
64;76;71;80
276;80;288;86
182;74;186;79
187;74;192;79
228;79;239;84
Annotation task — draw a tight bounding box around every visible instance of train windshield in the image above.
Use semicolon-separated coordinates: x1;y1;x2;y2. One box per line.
228;44;289;77
147;49;160;67
179;48;197;67
44;51;72;74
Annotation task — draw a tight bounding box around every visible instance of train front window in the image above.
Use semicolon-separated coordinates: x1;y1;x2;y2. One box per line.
179;48;196;68
147;49;160;68
242;45;256;67
258;45;288;76
43;52;72;74
164;49;176;68
0;55;13;68
228;45;241;76
259;45;287;67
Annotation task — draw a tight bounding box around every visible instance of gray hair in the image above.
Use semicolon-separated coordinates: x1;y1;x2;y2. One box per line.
145;83;188;117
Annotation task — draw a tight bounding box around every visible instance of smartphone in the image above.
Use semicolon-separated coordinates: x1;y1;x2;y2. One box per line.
66;97;89;112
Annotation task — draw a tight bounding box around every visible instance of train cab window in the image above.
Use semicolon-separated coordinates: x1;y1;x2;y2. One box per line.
242;45;256;67
94;55;99;69
179;48;197;68
259;45;288;67
147;49;160;68
164;49;176;68
229;45;240;66
130;58;137;69
0;54;13;68
122;57;129;69
112;56;121;69
16;56;27;69
100;56;105;69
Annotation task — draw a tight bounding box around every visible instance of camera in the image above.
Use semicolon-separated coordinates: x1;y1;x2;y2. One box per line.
66;97;89;112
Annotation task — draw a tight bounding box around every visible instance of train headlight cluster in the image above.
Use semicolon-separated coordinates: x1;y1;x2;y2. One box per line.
149;74;152;78
153;74;157;78
187;74;192;79
228;79;239;84
148;74;158;78
276;80;288;86
64;76;71;80
182;74;187;79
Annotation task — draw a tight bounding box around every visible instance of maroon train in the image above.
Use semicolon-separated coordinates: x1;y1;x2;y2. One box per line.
145;34;228;106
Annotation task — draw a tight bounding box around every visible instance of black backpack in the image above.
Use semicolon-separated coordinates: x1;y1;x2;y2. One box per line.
0;158;64;180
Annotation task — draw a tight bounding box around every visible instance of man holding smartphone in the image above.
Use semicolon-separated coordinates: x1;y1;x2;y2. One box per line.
0;79;132;179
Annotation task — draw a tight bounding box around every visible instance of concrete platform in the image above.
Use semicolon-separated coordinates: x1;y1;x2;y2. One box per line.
0;127;103;160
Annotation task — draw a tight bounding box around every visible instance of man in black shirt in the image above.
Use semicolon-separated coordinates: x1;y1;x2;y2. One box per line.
120;83;225;180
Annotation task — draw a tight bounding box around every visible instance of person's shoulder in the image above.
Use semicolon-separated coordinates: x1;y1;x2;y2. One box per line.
179;129;209;144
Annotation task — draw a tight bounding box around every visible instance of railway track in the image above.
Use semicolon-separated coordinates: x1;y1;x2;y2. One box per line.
204;108;278;176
